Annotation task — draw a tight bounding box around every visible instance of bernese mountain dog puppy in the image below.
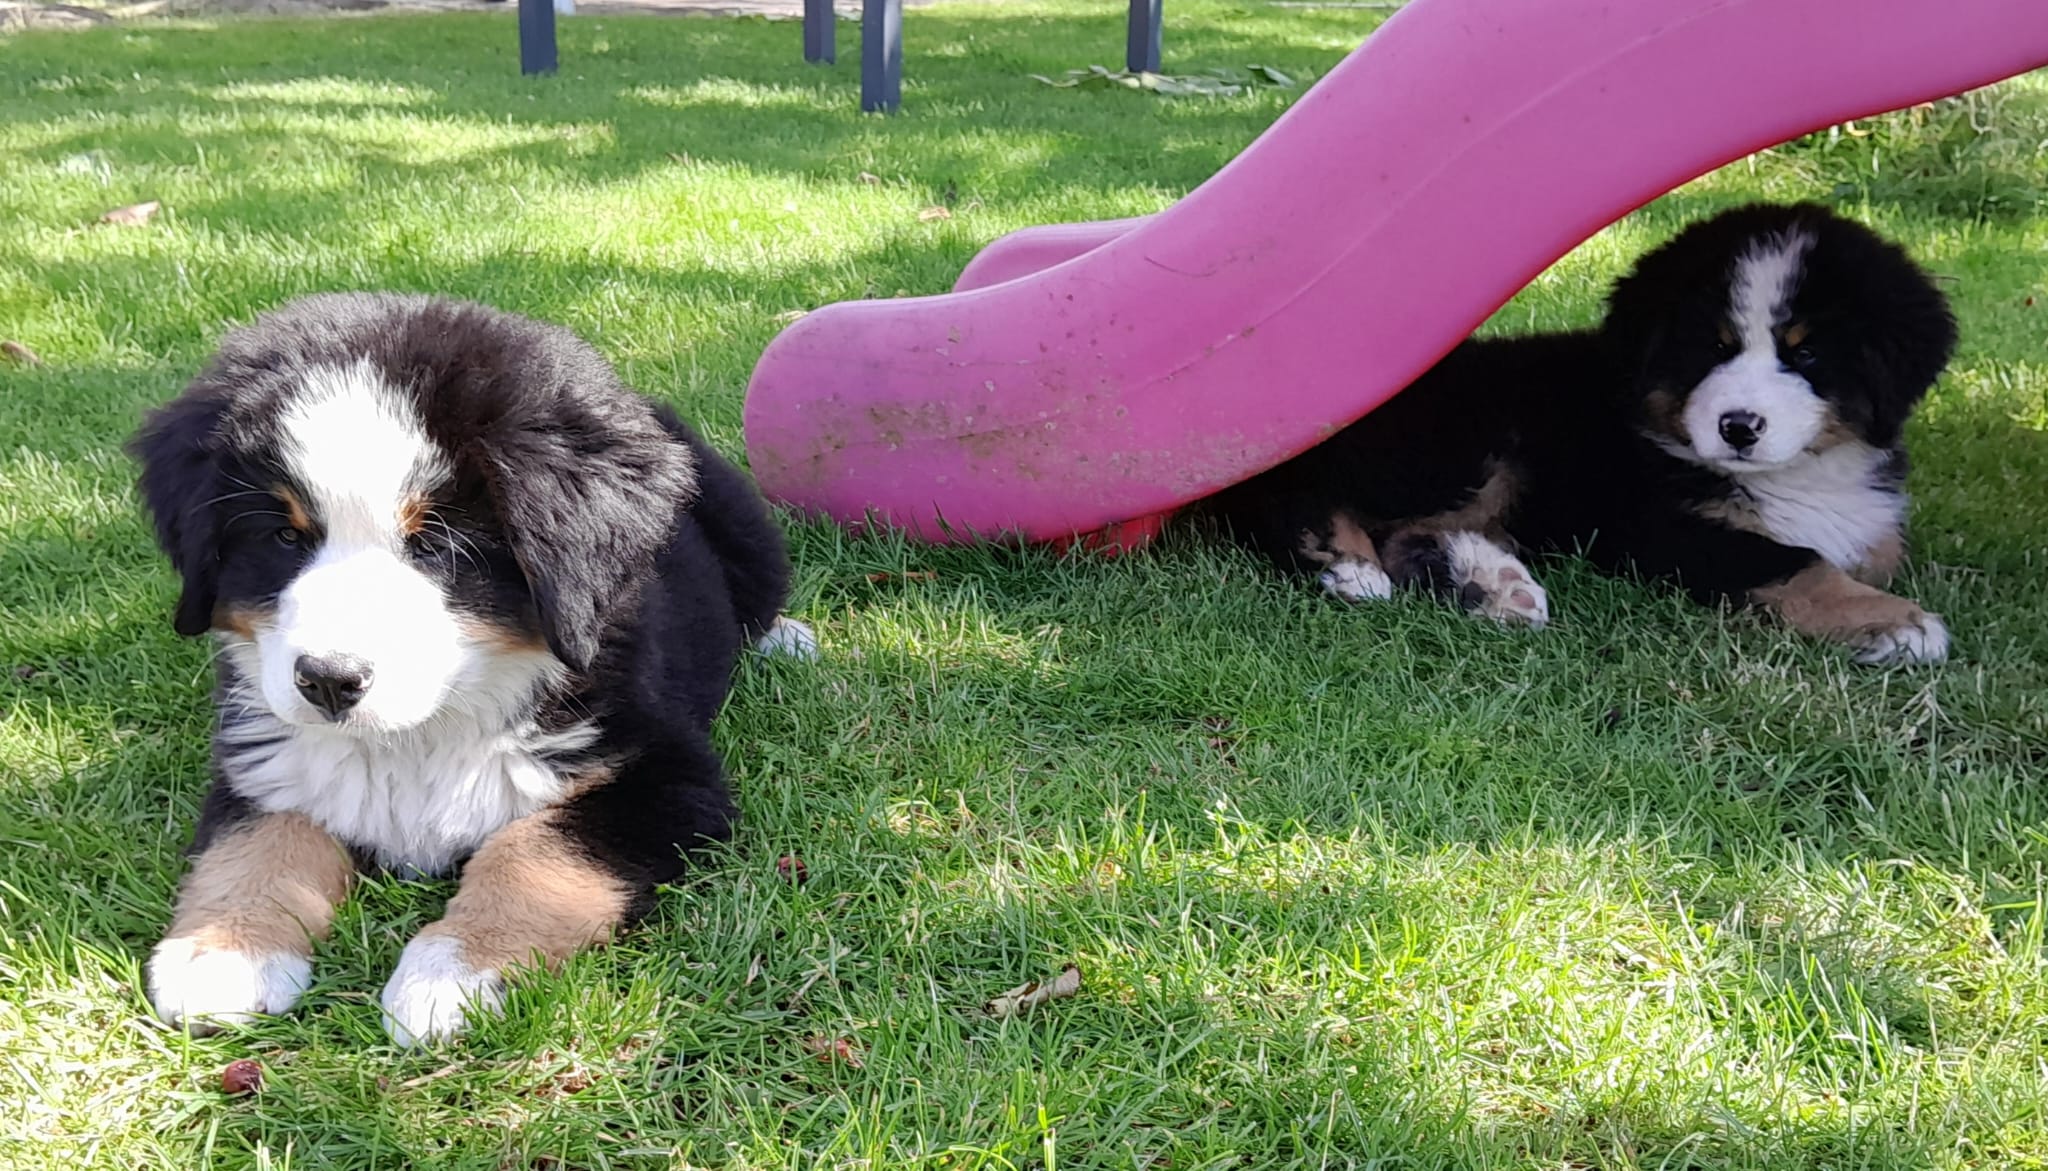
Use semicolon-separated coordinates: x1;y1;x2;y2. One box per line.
1197;202;1957;664
132;293;813;1045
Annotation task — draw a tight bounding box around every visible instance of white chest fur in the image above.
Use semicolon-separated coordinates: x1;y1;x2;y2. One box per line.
1725;443;1904;573
220;713;596;875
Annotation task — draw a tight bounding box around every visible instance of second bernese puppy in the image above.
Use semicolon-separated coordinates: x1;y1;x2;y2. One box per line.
1196;202;1958;664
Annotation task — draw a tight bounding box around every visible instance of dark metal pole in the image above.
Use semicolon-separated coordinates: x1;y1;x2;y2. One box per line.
860;0;901;113
519;0;558;76
1125;0;1161;73
804;0;835;64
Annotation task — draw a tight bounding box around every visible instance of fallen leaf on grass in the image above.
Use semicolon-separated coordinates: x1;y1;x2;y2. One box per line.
982;964;1082;1019
666;151;693;164
803;1034;864;1068
865;570;936;584
219;1058;264;1095
1;340;42;366
771;309;808;324
1031;63;1296;97
97;200;160;226
776;854;808;885
917;206;953;222
396;1061;464;1090
857;171;882;185
525;1052;599;1098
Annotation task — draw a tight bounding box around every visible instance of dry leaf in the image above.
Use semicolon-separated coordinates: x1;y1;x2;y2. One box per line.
916;206;952;222
771;309;808;325
98;200;160;226
219;1058;264;1095
666;151;692;164
1;340;42;366
865;570;936;584
982;963;1082;1018
396;1061;463;1090
857;171;881;185
803;1034;864;1068
776;854;808;885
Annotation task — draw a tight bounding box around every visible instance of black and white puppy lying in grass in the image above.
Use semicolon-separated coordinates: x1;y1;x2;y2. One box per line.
1197;203;1957;665
133;293;814;1045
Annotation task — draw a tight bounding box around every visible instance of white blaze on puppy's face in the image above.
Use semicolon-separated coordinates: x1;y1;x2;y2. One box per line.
254;361;470;732
1682;229;1826;470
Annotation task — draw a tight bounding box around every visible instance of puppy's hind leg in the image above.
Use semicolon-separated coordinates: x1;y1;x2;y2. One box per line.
1383;528;1549;628
1299;512;1393;603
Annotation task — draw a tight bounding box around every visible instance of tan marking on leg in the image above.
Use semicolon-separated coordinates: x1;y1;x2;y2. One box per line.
1295;530;1336;567
417;812;629;975
273;486;314;533
1325;512;1379;563
1752;563;1930;645
1405;460;1522;542
165;812;354;957
1852;532;1905;587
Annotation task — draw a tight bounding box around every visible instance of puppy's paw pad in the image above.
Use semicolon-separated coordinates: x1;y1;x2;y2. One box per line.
1464;575;1549;627
1854;612;1949;665
380;935;503;1047
147;938;310;1032
1318;559;1393;603
755;616;819;660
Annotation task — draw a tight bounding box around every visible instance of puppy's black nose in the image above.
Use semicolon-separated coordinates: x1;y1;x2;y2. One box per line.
1718;410;1765;452
294;653;372;718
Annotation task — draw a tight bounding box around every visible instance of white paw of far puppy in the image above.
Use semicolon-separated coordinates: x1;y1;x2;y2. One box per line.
380;935;504;1047
754;615;819;660
1318;558;1394;603
1446;533;1550;628
1853;610;1950;665
148;936;310;1032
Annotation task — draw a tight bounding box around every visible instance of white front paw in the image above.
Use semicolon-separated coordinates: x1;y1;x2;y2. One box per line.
1318;559;1393;602
1854;611;1950;665
755;616;819;660
380;934;503;1047
147;937;310;1032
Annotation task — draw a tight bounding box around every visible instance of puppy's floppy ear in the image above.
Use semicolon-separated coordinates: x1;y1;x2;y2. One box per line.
129;391;231;637
1854;264;1957;449
486;398;697;674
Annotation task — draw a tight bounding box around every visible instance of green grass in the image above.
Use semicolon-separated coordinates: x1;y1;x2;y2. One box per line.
3;4;2048;1167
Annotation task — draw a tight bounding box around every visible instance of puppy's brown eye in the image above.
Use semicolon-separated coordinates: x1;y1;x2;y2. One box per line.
276;527;302;548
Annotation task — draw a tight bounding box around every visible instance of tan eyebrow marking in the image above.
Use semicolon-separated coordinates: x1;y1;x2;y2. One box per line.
273;486;313;532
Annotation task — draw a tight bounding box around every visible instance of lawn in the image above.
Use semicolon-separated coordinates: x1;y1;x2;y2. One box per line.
2;3;2047;1167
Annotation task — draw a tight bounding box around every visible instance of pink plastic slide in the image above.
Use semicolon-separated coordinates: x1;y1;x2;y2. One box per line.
745;0;2048;549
